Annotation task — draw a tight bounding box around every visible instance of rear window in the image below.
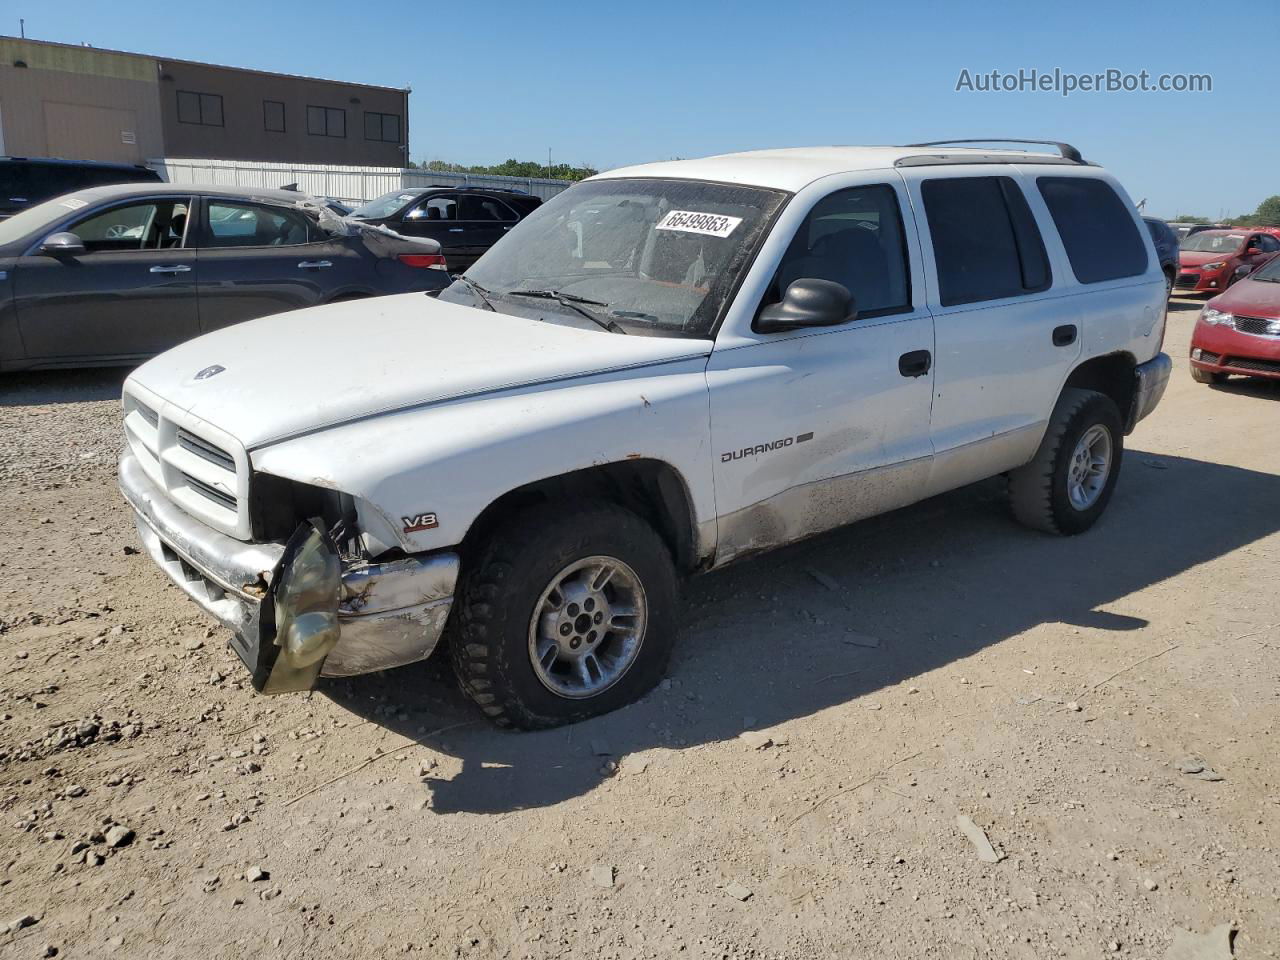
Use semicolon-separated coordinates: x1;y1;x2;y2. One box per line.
1037;177;1148;283
922;176;1051;306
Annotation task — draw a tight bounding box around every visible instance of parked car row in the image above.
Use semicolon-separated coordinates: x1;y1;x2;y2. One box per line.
0;184;451;370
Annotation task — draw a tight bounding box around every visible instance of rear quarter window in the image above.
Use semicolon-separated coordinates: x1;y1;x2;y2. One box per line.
1038;177;1148;284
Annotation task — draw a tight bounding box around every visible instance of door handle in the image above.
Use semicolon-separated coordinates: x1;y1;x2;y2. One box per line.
448;228;465;233
898;349;932;378
297;260;332;269
1052;324;1078;346
149;264;191;274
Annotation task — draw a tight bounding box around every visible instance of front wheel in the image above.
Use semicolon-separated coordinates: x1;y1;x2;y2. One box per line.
1009;388;1124;535
450;500;677;729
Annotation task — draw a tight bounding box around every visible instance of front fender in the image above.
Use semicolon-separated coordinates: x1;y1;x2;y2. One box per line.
249;358;716;559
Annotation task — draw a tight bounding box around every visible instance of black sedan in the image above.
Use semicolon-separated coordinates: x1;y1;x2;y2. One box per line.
348;186;542;272
0;184;449;371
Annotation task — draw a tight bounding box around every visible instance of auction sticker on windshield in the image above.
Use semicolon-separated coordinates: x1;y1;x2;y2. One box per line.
656;210;743;238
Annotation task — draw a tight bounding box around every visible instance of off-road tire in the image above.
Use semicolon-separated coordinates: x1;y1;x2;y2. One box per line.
1009;388;1124;535
1190;365;1228;385
450;500;678;730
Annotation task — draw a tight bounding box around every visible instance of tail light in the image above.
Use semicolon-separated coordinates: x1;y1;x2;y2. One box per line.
398;253;448;271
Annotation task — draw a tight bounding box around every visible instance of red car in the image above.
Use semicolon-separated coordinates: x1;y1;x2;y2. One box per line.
1189;253;1280;383
1175;229;1280;295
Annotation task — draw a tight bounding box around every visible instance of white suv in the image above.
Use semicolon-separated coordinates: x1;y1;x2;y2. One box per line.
119;140;1171;728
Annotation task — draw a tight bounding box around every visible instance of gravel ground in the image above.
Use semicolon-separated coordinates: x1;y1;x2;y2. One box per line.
1;300;1278;959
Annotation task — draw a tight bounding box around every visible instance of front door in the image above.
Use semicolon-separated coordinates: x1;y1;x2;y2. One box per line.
13;195;199;360
195;197;346;332
707;179;936;565
398;192;468;269
457;194;518;268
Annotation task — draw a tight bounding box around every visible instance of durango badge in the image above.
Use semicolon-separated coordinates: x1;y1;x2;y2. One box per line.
194;364;226;380
401;512;439;533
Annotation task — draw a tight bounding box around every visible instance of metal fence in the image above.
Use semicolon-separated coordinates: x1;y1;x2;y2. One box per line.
152;158;574;205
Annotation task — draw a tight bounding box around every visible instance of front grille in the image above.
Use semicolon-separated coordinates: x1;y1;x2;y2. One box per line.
122;384;249;538
1233;315;1279;337
177;429;236;472
1197;350;1221;364
182;473;238;511
1223;356;1280;375
1175;273;1200;289
135;401;159;428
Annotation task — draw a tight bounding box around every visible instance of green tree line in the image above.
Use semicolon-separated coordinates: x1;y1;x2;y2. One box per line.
407;158;599;182
1174;195;1280;228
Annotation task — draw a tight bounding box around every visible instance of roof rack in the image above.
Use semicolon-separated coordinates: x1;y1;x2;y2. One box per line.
904;139;1085;163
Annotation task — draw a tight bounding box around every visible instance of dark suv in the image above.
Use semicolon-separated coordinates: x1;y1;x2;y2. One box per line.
348;186;542;272
0;157;162;219
1143;217;1180;297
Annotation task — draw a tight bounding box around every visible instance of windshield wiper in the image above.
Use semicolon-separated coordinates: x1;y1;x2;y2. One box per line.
456;276;496;311
505;289;627;334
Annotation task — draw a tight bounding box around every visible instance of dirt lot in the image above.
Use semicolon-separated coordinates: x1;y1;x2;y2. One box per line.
1;299;1277;960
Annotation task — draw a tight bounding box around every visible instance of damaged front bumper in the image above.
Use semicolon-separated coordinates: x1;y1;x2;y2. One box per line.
119;450;458;691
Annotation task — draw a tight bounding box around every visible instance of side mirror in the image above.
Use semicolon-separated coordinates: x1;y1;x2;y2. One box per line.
40;232;87;257
755;278;855;334
1234;264;1253;279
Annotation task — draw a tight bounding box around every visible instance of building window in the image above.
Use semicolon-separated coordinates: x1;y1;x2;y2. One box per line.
263;100;286;133
176;91;224;127
363;111;401;143
306;105;346;138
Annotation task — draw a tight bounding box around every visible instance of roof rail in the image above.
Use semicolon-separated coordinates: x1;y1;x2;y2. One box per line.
904;139;1085;163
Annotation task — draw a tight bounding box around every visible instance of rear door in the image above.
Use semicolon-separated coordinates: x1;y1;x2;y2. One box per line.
194;197;349;332
13;194;200;360
901;168;1077;494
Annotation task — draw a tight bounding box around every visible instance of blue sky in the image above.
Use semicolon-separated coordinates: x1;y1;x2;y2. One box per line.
10;0;1275;218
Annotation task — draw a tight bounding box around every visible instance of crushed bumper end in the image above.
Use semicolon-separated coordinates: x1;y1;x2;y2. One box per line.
1126;352;1172;433
119;450;459;690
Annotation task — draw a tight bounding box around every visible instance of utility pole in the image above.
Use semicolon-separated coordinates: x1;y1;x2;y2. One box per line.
20;18;25;38
547;148;552;180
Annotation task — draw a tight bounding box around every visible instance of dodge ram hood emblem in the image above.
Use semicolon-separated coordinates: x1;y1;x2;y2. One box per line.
194;364;226;380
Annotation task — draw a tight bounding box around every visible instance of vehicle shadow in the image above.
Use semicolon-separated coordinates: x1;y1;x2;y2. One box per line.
1210;377;1280;401
323;450;1279;814
1167;297;1205;314
0;368;129;406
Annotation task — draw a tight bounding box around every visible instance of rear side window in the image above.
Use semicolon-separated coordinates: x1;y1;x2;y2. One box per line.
1038;177;1148;283
922;176;1051;306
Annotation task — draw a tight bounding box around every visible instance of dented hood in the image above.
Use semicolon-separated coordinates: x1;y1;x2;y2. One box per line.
126;293;712;449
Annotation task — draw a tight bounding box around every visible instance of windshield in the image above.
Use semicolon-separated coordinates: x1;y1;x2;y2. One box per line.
441;178;788;338
349;189;425;220
1180;231;1245;253
0;194;88;247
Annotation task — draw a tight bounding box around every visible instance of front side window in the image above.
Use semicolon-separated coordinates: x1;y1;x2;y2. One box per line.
177;91;224;127
443;177;787;339
203;201;312;247
1252;234;1279;253
771;184;911;318
407;194;458;221
922;176;1051;306
363;111;401;143
1038;176;1147;283
70;200;190;253
461;195;517;222
306;105;346;138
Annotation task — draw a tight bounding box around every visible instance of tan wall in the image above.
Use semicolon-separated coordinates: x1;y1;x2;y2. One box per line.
0;63;164;163
157;60;408;167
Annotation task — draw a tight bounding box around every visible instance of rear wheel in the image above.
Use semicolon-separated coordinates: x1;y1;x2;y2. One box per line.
1190;365;1228;385
1009;388;1124;535
1163;269;1174;300
451;500;677;729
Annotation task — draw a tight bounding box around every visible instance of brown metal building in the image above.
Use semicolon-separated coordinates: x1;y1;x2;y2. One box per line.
0;36;409;167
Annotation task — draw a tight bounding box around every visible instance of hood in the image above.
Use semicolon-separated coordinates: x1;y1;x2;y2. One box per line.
1179;249;1238;267
127;293;711;449
1212;275;1280;317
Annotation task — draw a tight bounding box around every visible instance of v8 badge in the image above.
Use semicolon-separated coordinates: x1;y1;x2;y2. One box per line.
401;512;439;533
